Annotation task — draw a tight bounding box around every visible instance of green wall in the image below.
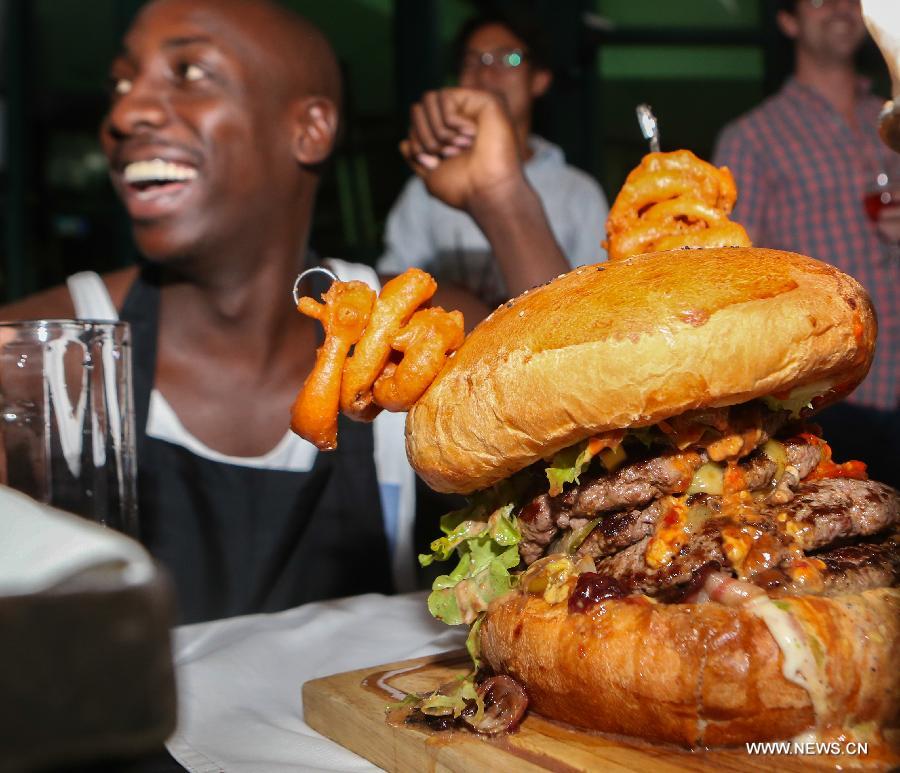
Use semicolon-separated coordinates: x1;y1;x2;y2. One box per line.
597;0;759;28
600;46;761;81
283;0;395;117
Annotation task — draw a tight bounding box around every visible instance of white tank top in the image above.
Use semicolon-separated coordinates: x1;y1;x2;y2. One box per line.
66;262;417;591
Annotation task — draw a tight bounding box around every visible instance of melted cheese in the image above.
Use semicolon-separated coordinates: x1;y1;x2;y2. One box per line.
761;439;787;479
721;525;758;568
786;558;827;591
687;462;724;495
746;597;829;722
645;499;689;568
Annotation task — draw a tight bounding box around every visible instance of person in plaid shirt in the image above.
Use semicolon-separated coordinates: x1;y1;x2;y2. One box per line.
714;0;899;486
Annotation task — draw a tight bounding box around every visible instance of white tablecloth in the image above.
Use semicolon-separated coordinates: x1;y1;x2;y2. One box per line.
165;592;466;773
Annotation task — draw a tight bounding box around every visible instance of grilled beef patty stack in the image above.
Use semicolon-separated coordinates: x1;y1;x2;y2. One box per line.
408;247;900;747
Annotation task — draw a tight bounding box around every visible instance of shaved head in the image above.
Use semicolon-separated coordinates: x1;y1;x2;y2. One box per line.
103;0;345;263
135;0;342;108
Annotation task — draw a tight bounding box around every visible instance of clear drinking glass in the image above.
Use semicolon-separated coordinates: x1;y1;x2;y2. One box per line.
863;171;900;222
0;320;138;535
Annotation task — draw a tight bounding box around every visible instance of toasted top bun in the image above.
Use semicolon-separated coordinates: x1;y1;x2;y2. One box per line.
406;248;876;494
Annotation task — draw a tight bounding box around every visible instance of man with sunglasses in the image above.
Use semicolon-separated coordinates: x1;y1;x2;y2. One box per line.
713;0;899;486
378;10;609;310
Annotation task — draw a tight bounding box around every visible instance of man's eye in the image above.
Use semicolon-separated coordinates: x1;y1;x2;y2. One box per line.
182;63;206;82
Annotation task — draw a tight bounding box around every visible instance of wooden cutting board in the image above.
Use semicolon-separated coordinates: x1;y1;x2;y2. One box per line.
302;649;894;772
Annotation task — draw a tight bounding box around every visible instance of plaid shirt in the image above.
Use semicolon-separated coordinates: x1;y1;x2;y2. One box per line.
713;77;900;411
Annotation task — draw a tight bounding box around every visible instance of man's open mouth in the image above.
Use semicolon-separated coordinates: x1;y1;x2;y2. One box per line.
122;158;198;198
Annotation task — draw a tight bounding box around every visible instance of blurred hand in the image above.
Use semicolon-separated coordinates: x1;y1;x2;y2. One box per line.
400;88;523;212
876;203;900;243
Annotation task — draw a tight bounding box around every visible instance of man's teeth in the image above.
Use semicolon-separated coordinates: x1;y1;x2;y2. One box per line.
123;159;197;184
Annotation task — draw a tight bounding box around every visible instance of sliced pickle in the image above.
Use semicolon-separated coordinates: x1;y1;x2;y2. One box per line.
521;555;576;604
565;516;602;555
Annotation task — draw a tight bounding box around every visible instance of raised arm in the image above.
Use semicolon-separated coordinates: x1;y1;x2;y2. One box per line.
400;87;569;298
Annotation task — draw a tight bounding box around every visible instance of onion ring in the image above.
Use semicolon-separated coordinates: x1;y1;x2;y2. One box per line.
340;268;437;421
291;267;465;450
653;221;753;253
373;307;465;412
605;150;751;260
290;280;375;450
463;675;529;735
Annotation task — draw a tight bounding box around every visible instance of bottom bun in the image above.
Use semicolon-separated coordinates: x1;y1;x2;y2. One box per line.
480;587;900;747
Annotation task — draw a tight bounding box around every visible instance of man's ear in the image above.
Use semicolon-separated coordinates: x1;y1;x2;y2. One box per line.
776;9;799;40
530;68;552;99
290;96;339;166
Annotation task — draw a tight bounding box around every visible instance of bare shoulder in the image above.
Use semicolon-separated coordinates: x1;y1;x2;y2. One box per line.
0;283;76;321
103;266;140;309
0;265;139;321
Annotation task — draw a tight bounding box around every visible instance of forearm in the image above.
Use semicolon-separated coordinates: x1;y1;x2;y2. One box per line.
468;176;569;298
431;281;491;331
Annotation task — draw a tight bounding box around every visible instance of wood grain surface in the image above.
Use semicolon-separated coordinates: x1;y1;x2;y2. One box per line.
302;649;897;772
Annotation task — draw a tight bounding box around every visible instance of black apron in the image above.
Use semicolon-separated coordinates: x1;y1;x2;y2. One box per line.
120;267;393;624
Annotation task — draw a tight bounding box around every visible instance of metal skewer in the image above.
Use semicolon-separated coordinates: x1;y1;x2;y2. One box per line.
636;104;661;153
292;266;339;306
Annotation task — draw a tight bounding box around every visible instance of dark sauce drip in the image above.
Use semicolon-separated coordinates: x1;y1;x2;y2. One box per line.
751;567;789;590
517;498;544;524
404;700;487;732
568;573;628;612
406;710;457;731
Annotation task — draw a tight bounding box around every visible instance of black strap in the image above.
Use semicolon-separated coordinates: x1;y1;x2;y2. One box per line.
119;264;392;624
121;263;160;470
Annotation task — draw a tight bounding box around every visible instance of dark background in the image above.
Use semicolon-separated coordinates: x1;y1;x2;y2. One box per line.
0;0;890;302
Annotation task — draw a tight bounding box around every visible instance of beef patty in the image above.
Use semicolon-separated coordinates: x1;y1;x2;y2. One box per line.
517;436;823;566
591;478;899;597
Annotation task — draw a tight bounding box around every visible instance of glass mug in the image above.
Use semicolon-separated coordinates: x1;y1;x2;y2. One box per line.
0;320;138;535
863;171;900;222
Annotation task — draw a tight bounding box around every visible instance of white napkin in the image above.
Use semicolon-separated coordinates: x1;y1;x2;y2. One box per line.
167;591;467;773
0;484;154;596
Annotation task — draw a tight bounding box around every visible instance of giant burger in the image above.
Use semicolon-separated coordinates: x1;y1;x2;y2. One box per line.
405;247;899;746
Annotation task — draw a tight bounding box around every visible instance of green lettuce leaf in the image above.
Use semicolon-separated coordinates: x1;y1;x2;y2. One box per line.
762;380;832;419
544;438;627;496
630;426;657;448
427;540;520;625
418;675;479;717
466;614;485;670
488;504;520;545
409;672;485;727
418;508;489;566
545;439;596;496
420;489;523;627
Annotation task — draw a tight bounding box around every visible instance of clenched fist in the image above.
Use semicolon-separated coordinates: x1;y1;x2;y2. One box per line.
400;88;524;213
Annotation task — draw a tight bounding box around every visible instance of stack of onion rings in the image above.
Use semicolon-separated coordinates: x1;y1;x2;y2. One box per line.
605;150;752;260
290;268;464;450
